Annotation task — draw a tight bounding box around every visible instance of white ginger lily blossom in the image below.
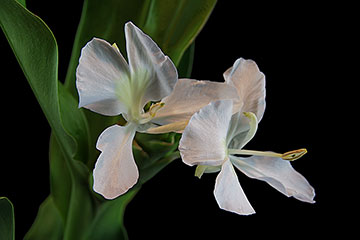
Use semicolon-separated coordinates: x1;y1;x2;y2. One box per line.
76;22;238;199
179;58;315;215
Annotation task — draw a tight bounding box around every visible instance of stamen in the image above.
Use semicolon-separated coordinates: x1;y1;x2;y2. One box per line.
138;102;165;124
228;148;307;161
149;102;165;117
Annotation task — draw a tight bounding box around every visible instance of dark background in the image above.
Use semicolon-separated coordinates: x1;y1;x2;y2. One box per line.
1;1;346;239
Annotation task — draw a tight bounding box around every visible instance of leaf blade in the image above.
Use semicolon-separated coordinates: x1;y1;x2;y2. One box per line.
0;0;73;159
24;197;63;240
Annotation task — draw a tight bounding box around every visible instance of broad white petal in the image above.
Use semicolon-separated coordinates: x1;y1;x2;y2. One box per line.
179;100;233;166
231;155;315;203
214;160;255;215
125;22;177;108
76;38;130;116
93;124;138;199
224;58;266;121
152;78;239;126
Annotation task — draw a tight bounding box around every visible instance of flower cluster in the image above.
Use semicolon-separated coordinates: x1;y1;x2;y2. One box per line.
76;22;315;215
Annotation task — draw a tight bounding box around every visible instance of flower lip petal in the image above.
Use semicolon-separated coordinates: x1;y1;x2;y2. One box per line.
93;124;139;199
76;37;130;116
125;21;178;109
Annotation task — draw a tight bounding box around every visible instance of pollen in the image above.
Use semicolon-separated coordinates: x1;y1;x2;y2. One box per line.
281;148;307;161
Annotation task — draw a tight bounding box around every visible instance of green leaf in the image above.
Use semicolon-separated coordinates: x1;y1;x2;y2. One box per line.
177;42;195;78
47;133;97;240
58;83;91;162
142;0;216;66
49;134;72;222
15;0;25;7
50;132;96;240
1;1;95;239
0;197;14;240
62;160;96;240
0;0;90;164
24;197;63;240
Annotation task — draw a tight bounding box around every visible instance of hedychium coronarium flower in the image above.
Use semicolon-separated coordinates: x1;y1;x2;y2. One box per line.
179;58;315;215
76;22;238;199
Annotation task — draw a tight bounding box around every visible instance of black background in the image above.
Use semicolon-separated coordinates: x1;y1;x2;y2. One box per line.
1;1;347;239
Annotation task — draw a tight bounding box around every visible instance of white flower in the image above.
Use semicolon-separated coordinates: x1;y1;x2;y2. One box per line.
179;58;315;215
76;22;238;199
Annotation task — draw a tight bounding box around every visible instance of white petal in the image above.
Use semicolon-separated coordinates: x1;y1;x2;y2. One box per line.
76;38;130;116
179;100;233;166
231;155;315;203
227;111;258;150
224;58;266;121
125;22;177;108
214;160;255;215
93;124;138;199
152;78;239;126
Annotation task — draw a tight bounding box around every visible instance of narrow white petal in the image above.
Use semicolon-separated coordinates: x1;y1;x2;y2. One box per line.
224;58;266;121
76;38;130;116
231;155;315;203
152;78;239;126
125;22;177;108
93;124;138;199
179;100;233;166
214;160;255;215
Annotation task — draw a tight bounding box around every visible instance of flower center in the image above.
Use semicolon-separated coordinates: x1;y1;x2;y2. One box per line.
138;102;165;124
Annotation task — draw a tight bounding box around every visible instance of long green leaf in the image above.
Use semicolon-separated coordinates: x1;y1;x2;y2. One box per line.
48;133;96;239
0;0;89;162
48;134;72;222
1;1;94;239
0;197;14;240
142;0;216;65
83;188;139;240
